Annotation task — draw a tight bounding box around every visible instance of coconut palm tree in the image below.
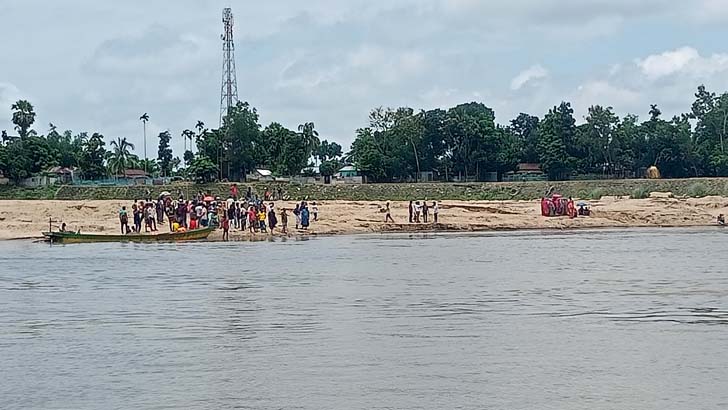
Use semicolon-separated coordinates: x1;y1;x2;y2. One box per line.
194;121;205;151
11;100;36;138
139;113;150;173
297;122;320;163
108;137;136;177
181;129;194;152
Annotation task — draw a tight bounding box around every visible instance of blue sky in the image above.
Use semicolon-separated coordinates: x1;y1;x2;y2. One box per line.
2;0;728;155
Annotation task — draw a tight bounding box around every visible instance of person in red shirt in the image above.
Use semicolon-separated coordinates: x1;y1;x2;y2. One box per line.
230;184;239;200
222;217;230;241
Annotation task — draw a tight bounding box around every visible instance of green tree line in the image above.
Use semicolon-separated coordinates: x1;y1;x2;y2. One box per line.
3;84;728;184
350;85;728;181
0;100;342;183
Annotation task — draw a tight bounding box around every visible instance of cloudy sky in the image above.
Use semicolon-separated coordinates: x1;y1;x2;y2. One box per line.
2;0;728;156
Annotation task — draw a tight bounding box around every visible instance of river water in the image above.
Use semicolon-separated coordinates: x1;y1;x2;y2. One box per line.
1;229;727;410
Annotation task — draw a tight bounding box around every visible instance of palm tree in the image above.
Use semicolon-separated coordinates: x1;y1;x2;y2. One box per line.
181;129;194;152
194;121;205;151
108;137;136;177
298;122;320;164
139;113;150;173
11;100;36;138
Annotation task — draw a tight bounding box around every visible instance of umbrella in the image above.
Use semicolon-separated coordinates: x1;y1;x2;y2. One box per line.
159;191;172;198
577;201;588;207
204;196;214;202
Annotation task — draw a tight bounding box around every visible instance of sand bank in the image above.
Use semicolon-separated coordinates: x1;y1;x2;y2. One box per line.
1;196;727;241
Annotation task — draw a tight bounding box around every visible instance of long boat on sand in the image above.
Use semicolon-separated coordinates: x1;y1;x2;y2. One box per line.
42;227;215;244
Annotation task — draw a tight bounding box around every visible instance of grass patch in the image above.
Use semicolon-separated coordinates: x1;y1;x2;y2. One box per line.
631;186;651;199
686;182;709;198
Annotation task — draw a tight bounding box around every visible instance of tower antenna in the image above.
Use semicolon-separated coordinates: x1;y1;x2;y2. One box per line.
220;7;239;127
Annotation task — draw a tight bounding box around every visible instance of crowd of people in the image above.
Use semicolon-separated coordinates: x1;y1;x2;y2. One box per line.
118;186;319;240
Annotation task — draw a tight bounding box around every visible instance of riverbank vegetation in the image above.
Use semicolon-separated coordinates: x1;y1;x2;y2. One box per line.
2;85;728;183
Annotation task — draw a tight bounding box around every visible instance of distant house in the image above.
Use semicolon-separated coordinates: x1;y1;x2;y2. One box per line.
503;163;546;182
247;169;275;182
116;169;151;185
517;163;542;174
337;165;359;178
119;169;150;179
334;165;364;184
45;166;76;184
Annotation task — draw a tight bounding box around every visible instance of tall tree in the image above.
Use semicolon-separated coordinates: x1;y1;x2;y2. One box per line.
11;100;36;138
107;137;136;177
510;113;540;164
157;131;173;177
139;113;149;174
79;133;107;180
264;122;309;175
297;122;320;163
220;101;264;180
538;102;577;180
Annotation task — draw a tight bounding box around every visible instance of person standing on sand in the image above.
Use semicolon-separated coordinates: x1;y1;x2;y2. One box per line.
422;201;429;223
258;207;267;233
385;202;395;223
294;204;301;229
312;202;319;221
414;201;421;223
301;204;310;230
281;209;289;234
409;201;414;223
132;204;141;233
156;200;164;225
433;202;439;223
119;206;129;234
222;216;230;241
248;206;256;233
230;184;239;201
268;207;278;233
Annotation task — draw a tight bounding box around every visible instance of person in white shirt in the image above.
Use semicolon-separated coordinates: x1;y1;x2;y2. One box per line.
311;202;319;221
433;202;439;223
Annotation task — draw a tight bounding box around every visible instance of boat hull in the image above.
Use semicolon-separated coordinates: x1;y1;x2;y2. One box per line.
42;227;215;244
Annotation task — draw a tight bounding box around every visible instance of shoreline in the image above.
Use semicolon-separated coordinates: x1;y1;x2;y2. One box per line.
1;196;726;242
7;223;722;243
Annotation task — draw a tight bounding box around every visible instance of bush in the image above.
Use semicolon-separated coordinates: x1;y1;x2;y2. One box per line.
585;188;606;200
631;186;651;199
686;182;709;198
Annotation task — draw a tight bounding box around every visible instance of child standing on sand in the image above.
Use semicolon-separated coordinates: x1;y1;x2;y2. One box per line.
312;202;319;221
222;217;230;241
281;209;289;234
258;208;267;233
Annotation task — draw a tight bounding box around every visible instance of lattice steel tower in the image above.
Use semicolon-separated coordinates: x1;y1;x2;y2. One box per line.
219;7;239;126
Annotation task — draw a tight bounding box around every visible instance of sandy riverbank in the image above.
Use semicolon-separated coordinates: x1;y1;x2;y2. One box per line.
1;196;727;241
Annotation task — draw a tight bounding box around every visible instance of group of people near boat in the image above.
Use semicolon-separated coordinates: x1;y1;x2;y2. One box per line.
118;188;319;240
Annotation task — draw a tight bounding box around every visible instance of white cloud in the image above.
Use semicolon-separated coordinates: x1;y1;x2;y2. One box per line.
636;47;728;82
511;65;548;90
636;47;700;80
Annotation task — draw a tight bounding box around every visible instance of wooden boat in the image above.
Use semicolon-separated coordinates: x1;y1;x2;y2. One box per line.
42;226;215;244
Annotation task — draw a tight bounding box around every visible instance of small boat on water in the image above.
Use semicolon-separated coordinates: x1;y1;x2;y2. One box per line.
42;226;215;244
